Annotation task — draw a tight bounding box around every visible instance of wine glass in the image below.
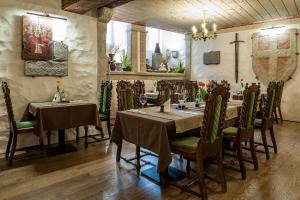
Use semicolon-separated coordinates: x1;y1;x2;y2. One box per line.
139;94;147;108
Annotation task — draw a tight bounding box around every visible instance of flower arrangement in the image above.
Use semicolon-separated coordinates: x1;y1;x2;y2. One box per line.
197;81;207;102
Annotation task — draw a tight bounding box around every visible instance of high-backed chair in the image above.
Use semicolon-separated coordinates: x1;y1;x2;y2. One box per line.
76;81;113;148
133;80;145;109
169;83;230;199
254;81;277;160
157;80;175;104
117;80;134;111
273;81;284;124
222;83;260;179
185;81;197;102
2;81;42;165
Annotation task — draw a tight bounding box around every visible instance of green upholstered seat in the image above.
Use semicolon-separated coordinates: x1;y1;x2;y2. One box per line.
223;127;238;136
170;136;200;151
255;118;263;127
16;121;36;129
164;88;171;102
99;113;108;120
191;87;196;102
246;92;255;128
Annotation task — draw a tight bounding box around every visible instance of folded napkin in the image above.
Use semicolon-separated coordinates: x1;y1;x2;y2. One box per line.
163;99;171;113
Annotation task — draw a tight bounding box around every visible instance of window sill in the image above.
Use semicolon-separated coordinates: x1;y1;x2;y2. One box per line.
108;71;185;80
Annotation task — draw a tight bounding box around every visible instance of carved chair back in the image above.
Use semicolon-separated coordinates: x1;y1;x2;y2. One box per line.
157;80;175;104
116;80;134;111
185;81;197;102
238;83;260;130
262;81;277;119
1;82;17;135
133;80;145;109
200;83;230;144
99;81;113;116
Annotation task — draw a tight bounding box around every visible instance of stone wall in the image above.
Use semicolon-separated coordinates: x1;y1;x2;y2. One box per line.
0;0;99;151
191;20;300;122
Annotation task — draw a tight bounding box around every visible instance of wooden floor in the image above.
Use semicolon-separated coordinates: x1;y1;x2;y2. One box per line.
0;122;300;200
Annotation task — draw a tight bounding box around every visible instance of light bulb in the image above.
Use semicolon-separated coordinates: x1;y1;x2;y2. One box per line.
192;26;197;33
213;23;217;32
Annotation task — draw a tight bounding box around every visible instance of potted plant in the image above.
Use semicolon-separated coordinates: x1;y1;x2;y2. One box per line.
120;49;132;71
174;61;185;73
107;44;120;71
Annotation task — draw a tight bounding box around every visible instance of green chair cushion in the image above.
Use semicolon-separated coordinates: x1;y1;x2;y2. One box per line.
191;87;196;102
16;121;36;129
210;95;222;143
99;113;108;120
126;88;134;110
255;118;263;127
246;92;256;128
170;136;200;151
223;127;238;136
101;85;108;114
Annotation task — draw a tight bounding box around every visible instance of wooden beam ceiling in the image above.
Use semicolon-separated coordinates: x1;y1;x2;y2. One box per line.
62;0;134;14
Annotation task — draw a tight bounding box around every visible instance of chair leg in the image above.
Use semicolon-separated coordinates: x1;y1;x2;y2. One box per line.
278;105;283;123
270;126;278;154
39;136;44;151
5;131;13;159
261;128;270;160
274;109;279;124
136;146;141;176
250;138;258;171
84;126;88;149
196;156;207;200
107;119;111;138
236;140;246;180
8;134;17;166
76;127;79;143
216;150;227;193
186;159;191;177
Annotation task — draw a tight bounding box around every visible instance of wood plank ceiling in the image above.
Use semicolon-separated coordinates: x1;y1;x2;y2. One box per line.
111;0;300;33
62;0;134;14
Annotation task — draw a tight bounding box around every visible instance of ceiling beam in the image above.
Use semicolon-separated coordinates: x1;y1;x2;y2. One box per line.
62;0;134;14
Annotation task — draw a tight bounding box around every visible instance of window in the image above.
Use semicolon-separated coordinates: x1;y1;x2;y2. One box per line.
146;27;185;71
106;20;130;63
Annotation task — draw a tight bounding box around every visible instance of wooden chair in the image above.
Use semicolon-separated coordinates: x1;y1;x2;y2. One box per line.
117;80;134;111
76;81;113;148
157;80;175;104
133;80;145;109
169;83;230;199
222;83;260;179
2;81;42;165
185;81;198;102
254;81;277;160
273;81;284;124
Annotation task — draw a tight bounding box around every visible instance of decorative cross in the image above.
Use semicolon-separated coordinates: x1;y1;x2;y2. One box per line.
230;33;244;83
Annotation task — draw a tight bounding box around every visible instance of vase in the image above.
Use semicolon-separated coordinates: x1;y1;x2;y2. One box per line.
154;43;161;54
108;54;116;71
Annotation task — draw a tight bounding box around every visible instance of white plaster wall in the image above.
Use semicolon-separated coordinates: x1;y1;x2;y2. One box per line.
0;1;99;152
191;23;300;122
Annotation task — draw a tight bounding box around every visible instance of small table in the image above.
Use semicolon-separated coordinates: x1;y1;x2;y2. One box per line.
29;101;100;155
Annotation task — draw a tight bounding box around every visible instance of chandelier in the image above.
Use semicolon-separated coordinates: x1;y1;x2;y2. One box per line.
191;11;217;41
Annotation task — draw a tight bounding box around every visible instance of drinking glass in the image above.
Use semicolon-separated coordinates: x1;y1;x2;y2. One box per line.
139;94;147;108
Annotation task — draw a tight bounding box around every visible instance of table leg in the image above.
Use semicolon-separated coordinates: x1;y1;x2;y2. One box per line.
58;129;65;152
116;140;123;162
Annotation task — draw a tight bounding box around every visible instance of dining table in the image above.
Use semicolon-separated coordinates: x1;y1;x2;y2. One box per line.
29;100;100;155
111;100;243;182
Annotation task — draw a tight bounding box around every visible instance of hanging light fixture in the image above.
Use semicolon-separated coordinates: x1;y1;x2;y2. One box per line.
191;11;217;41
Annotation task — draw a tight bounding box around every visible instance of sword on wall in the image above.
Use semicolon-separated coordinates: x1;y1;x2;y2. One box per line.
230;33;244;83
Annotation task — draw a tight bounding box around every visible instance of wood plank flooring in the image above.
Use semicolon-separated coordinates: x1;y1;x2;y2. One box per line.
0;122;300;200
